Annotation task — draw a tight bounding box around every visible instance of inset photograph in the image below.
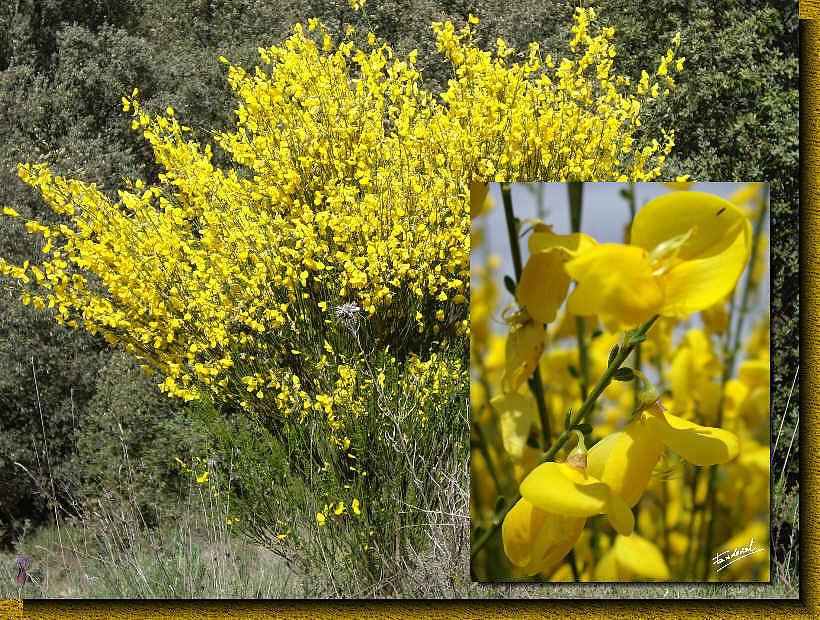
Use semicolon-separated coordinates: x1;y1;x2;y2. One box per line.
470;182;770;582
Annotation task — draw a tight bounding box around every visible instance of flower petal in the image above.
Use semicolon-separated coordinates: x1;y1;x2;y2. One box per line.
500;319;546;394
631;191;750;262
605;488;635;536
587;418;664;508
565;244;664;329
528;229;597;257
644;410;739;466
521;462;608;517
516;250;571;325
630;192;752;317
613;534;670;580
492;392;537;460
659;223;751;316
502;498;585;576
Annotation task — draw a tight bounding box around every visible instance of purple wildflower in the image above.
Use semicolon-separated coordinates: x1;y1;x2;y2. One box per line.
16;556;30;586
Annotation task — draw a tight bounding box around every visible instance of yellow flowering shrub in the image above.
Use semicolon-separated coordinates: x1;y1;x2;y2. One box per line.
1;7;683;593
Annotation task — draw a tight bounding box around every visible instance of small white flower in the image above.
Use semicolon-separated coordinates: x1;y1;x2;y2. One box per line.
335;302;361;325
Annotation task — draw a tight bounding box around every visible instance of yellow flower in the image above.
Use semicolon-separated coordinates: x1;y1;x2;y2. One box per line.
587;398;739;508
565;192;752;330
196;471;209;484
500;318;546;394
516;226;596;325
491;391;537;460
352;498;361;515
661;181;694;191
594;533;670;581
503;440;634;577
519;461;635;537
667;328;721;418
723;358;770;428
317;512;326;526
502;497;586;577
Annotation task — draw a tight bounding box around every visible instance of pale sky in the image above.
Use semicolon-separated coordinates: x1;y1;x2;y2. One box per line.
472;182;770;341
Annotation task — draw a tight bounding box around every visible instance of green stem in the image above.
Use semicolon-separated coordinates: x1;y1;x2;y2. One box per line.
470;314;659;560
567;549;580;582
471;416;502;494
726;195;769;384
624;181;642;410
501;183;524;281
528;372;552;449
575;317;589;400
680;466;702;579
569;182;589;400
501;182;552;446
568;181;583;233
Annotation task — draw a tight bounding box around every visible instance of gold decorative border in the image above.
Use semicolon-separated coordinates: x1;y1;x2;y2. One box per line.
1;13;814;620
802;1;820;18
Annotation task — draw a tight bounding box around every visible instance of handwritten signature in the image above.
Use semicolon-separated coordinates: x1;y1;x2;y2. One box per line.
712;537;766;573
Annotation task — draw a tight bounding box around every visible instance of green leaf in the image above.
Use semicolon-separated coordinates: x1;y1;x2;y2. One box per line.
573;423;593;435
494;495;506;514
607;344;620;366
564;408;573;430
504;275;517;296
613;367;635;381
629;333;648;346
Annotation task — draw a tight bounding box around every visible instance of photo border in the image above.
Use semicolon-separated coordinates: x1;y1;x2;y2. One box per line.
0;10;814;620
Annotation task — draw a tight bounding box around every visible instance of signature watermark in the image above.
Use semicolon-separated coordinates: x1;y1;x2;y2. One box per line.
712;537;766;573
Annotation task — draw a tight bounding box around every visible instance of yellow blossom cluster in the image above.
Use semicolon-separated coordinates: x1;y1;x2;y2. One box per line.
1;9;678;435
433;9;682;181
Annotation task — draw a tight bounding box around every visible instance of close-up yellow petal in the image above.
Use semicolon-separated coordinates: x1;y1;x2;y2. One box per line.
587;418;664;508
528;228;598;257
492;392;537;460
630;191;750;263
500;319;546;394
516;250;571;325
658;222;751;317
613;534;670;580
644;410;740;466
501;497;585;577
519;462;633;537
520;462;610;517
565;244;664;329
604;487;636;537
